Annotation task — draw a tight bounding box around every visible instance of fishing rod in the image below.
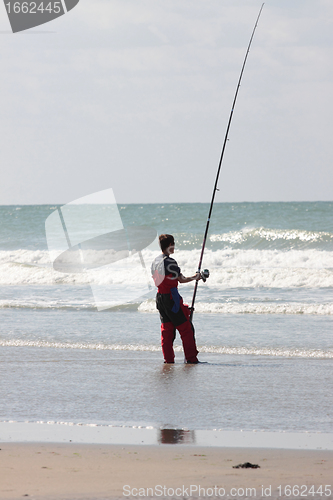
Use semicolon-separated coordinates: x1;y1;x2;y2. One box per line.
190;3;264;322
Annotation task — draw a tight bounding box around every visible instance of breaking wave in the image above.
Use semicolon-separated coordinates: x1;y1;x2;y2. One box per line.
138;300;333;315
1;296;333;315
1;248;333;288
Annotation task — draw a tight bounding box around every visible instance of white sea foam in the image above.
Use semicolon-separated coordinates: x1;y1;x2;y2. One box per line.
0;299;95;310
1;248;333;288
197;346;333;358
1;296;332;315
0;339;160;352
193;248;333;270
192;266;333;289
138;300;333;315
1;339;332;358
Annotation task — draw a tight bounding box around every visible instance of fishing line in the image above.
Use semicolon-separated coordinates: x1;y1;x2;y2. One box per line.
190;3;265;321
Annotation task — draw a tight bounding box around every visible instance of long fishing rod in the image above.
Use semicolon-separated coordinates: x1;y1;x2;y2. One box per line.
190;3;264;322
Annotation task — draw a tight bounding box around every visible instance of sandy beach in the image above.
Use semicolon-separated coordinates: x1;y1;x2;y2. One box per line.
1;443;332;500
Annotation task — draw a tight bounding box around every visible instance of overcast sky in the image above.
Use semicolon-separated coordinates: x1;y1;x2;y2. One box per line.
0;0;332;204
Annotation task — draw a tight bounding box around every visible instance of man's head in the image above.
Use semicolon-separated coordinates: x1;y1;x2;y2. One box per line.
159;234;175;253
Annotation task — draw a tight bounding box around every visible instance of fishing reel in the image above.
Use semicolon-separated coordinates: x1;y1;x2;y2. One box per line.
200;269;210;282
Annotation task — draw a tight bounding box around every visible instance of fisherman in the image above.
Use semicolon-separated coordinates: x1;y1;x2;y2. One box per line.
151;234;201;364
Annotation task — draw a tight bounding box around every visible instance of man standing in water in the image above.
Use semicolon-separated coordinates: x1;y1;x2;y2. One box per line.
151;234;201;364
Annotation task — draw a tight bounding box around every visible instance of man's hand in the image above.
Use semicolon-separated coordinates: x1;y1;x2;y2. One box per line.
200;269;210;282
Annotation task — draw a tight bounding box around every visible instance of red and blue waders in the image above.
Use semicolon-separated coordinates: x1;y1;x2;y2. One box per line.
156;290;198;363
151;253;199;363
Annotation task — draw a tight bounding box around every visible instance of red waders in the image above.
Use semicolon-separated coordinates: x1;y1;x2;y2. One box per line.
157;293;198;363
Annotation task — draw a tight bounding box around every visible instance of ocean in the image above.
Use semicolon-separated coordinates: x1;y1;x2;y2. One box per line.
0;202;332;435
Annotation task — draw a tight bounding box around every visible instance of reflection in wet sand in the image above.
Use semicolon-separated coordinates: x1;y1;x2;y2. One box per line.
158;428;195;445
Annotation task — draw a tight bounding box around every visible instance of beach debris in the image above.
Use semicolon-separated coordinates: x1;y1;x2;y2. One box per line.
233;462;260;469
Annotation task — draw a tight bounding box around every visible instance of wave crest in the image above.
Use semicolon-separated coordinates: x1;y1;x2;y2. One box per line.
138;300;333;315
1;248;333;288
210;227;333;250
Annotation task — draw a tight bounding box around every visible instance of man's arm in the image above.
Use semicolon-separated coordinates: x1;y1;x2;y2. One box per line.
178;273;201;284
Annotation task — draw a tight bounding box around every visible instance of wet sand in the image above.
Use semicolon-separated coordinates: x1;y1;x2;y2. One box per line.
1;443;332;500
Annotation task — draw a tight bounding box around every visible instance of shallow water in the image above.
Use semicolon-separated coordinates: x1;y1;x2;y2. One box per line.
1;203;332;433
